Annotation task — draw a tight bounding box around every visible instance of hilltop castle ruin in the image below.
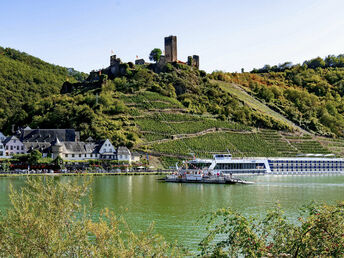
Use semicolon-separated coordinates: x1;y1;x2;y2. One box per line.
133;35;199;69
62;35;200;91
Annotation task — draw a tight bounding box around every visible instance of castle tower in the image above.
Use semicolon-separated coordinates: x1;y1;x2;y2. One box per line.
110;55;117;66
164;35;177;62
192;55;200;69
51;137;63;159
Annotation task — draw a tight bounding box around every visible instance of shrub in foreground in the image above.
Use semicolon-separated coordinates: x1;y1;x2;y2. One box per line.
200;202;344;257
0;177;186;257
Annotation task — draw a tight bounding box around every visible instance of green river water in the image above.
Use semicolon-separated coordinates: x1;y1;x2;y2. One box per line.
0;174;344;251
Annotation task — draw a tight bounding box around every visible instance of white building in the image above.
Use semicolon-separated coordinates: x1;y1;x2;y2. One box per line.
98;139;116;159
52;138;117;161
0;142;5;158
3;136;26;157
117;146;131;163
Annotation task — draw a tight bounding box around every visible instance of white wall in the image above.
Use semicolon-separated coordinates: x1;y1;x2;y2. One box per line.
99;139;115;154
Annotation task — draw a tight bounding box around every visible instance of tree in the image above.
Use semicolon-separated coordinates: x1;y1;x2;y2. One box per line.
0;160;10;173
149;48;162;63
28;150;42;166
199;202;344;257
53;155;64;169
0;177;186;257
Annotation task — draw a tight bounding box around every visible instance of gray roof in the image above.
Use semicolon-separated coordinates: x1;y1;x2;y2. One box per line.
117;146;130;155
62;142;97;154
20;129;77;143
3;136;20;145
24;142;51;152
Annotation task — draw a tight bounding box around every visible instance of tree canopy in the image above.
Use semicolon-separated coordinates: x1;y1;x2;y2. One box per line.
149;48;162;62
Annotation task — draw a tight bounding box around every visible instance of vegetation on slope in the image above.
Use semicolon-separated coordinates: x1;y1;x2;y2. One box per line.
211;54;344;137
0;47;86;133
3;48;344;165
2;58;293;148
0;177;186;256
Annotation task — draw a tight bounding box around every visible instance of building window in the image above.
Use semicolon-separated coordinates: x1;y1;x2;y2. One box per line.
21;146;24;150
5;146;8;150
17;146;19;150
10;146;13;150
79;154;81;158
65;154;68;158
72;154;75;158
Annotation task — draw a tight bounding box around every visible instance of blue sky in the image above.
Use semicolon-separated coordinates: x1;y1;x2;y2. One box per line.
1;0;344;73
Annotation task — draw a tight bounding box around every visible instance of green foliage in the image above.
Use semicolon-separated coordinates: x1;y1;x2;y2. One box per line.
137;115;248;135
150;132;280;158
28;150;42;165
149;48;162;62
217;60;344;136
200;202;344;257
0;177;186;257
0;47;82;133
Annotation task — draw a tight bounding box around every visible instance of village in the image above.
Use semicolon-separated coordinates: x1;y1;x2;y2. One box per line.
0;127;153;173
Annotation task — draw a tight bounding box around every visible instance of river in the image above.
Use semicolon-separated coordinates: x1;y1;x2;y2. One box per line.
0;174;344;251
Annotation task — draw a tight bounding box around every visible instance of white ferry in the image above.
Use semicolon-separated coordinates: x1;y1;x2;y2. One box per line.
178;153;344;175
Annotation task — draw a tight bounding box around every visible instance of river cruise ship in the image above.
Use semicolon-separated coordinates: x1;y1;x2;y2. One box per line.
178;153;344;175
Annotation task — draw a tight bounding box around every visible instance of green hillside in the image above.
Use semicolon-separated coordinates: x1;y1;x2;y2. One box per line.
211;55;344;137
0;47;86;133
3;48;344;167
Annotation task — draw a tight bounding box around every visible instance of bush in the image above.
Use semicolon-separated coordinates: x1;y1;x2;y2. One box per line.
200;202;344;257
0;177;186;257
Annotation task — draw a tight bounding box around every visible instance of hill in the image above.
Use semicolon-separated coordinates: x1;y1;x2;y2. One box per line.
0;47;86;133
3;49;344;167
211;54;344;137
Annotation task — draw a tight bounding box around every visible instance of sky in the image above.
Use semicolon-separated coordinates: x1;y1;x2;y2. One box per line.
1;0;344;73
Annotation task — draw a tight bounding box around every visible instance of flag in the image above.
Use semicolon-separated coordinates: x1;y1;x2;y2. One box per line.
136;55;138;59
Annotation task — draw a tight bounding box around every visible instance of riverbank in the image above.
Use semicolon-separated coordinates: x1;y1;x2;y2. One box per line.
0;171;173;177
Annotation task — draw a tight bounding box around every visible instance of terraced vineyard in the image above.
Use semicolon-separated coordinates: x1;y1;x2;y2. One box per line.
149;132;281;158
136;115;249;136
141;127;344;166
120;91;184;110
289;140;331;154
318;137;344;156
120;89;344;168
259;130;300;157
